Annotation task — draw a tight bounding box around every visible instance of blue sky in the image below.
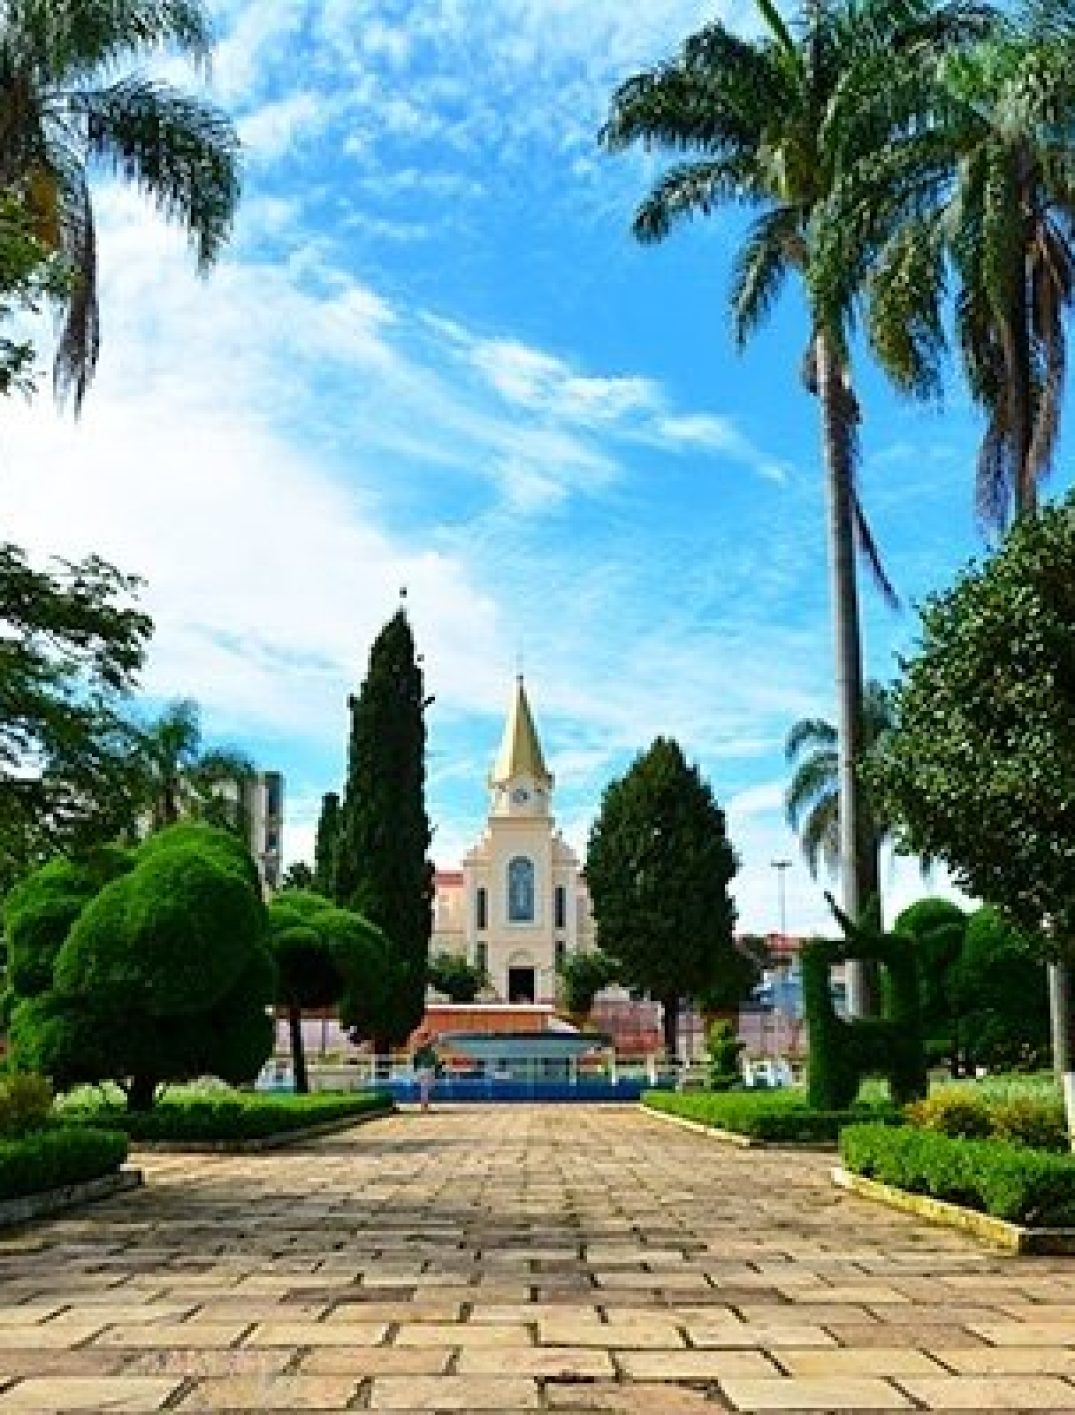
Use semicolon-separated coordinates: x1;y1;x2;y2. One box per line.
3;0;1066;932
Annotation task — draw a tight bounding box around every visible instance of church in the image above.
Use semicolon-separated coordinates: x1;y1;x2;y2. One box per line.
430;677;596;1003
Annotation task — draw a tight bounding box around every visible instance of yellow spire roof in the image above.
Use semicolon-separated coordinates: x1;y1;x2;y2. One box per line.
490;676;552;787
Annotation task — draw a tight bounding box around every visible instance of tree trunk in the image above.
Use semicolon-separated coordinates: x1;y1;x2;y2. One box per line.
662;995;679;1063
289;1007;309;1094
127;1075;156;1112
816;330;869;1016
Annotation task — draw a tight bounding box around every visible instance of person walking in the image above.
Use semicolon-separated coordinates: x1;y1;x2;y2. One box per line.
413;1035;438;1113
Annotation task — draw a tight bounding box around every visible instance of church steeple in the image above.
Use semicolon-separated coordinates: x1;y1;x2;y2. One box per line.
490;676;553;789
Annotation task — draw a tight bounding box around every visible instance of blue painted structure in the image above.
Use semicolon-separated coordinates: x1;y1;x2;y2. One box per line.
385;1075;672;1104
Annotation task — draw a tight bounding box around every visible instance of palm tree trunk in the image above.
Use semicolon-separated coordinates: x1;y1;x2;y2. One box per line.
1005;233;1071;1096
661;995;679;1063
816;329;870;1016
289;1007;309;1094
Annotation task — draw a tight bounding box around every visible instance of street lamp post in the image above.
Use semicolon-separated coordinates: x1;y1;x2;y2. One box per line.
771;858;792;949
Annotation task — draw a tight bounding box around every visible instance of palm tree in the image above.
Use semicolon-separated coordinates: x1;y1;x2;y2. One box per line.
600;0;992;1012
817;1;1075;1069
134;699;254;834
0;0;240;409
823;10;1075;525
785;679;895;901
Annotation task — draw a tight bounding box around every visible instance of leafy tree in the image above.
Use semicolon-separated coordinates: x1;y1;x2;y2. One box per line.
695;942;763;1016
600;0;990;1013
895;897;968;1074
428;951;486;1004
335;610;434;1046
558;950;618;1021
0;544;152;894
586;737;738;1058
314;791;340;898
6;824;274;1110
957;906;1051;1071
785;680;896;900
871;495;1075;1101
0;0;240;408
267;890;391;1093
281;862;315;892
130;699;254;833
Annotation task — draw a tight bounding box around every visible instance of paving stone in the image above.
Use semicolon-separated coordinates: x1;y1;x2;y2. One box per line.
174;1374;360;1408
932;1346;1075;1375
395;1321;533;1346
368;1374;540;1408
777;1348;945;1376
0;1376;180;1410
299;1346;453;1375
93;1321;249;1348
899;1374;1075;1408
243;1320;388;1346
616;1349;778;1380
719;1375;912;1410
456;1345;615;1377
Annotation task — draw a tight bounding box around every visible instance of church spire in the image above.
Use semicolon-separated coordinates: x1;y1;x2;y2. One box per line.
490;676;553;788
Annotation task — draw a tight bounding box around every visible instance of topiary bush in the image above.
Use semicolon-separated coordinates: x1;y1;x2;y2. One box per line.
803;898;926;1110
6;825;276;1110
643;1089;898;1144
706;1020;745;1091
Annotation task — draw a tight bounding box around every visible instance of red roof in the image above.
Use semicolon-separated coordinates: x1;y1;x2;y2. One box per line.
435;870;464;886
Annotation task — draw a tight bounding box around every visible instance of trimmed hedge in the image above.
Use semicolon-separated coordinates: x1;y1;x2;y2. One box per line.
0;1126;128;1204
643;1090;898;1144
840;1122;1075;1227
63;1089;394;1143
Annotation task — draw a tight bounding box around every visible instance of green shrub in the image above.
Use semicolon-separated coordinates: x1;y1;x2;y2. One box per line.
0;1126;128;1203
840;1123;1075;1226
63;1089;393;1143
990;1097;1069;1152
0;1074;53;1138
643;1089;897;1144
706;1021;745;1091
905;1090;993;1139
904;1086;1069;1152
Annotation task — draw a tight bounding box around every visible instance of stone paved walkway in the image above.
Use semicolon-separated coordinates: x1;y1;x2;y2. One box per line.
1;1106;1075;1411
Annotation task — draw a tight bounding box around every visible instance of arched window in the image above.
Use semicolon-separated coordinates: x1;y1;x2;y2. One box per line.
507;856;535;922
554;885;566;930
476;886;488;932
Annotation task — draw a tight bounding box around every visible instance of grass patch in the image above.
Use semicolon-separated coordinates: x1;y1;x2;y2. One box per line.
61;1088;394;1143
0;1126;128;1203
841;1122;1075;1227
643;1088;897;1144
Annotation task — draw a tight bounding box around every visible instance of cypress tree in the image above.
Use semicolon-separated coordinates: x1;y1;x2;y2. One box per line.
586;737;739;1060
335;610;433;1045
313;791;340;898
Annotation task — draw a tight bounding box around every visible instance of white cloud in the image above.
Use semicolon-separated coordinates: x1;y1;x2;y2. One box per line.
238;92;328;159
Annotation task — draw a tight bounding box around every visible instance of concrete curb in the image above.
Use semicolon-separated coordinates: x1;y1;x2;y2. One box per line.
0;1166;143;1230
832;1165;1075;1254
638;1103;837;1152
129;1105;396;1154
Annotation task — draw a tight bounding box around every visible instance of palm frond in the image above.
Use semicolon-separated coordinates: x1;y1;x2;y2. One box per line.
632;158;760;242
50;152;98;410
37;0;214;80
799;791;841;877
72;78;239;269
785;717;838;761
785;751;840;829
730;204;804;346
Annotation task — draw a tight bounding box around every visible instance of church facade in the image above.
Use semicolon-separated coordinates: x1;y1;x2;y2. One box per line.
431;677;596;1003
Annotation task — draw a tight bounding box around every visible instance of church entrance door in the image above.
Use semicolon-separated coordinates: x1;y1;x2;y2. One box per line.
508;966;536;1004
